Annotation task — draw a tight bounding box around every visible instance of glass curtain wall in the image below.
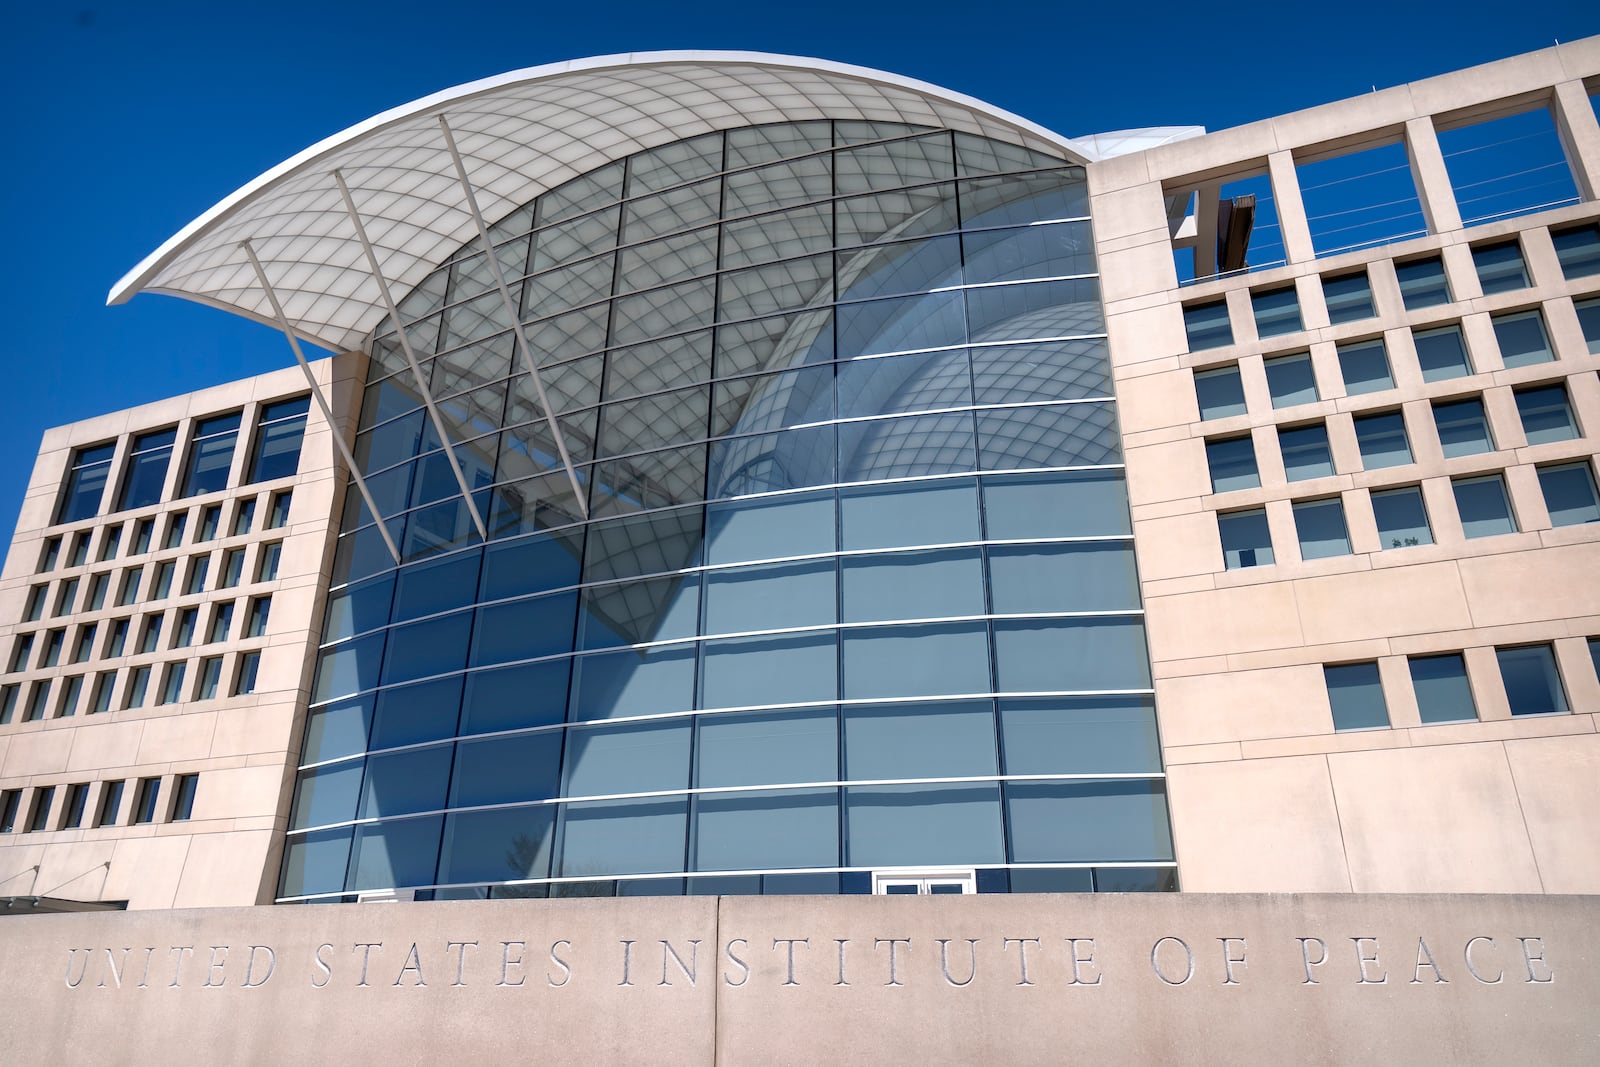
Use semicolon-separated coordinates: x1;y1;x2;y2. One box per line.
281;122;1174;901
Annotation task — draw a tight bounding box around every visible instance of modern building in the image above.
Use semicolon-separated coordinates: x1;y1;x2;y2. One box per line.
1;40;1598;1063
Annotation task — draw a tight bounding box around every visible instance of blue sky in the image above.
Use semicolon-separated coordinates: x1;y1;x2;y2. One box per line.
1;0;1594;546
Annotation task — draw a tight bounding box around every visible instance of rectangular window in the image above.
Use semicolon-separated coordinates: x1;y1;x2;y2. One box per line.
1516;384;1578;445
1353;411;1412;469
52;579;78;617
1538;462;1600;527
1575;296;1600;355
96;780;125;827
57;442;115;523
182;412;241;497
220;548;246;589
1372;485;1434;548
163;513;188;549
1194;365;1247;420
1183;300;1233;351
232;499;256;537
0;685;17;725
39;537;60;572
1472;241;1529;294
1252;286;1302;337
1264;352;1319;408
9;633;33;672
1296;140;1425;255
72;624;97;664
268;490;292;529
1322;271;1375;324
1325;662;1388;730
23;585;45;622
1409;653;1476;724
249;396;311;482
207;602;235;644
89;672;116;714
1293;497;1351;559
1279;423;1335;481
1336;338;1393;395
1453;474;1518;538
1396;256;1451;309
246;596;272;638
0;790;19;833
138;615;163;655
133;778;162;824
124;666;150;709
1492;309;1554;368
118;429;177;511
118;566;143;606
184;554;210;595
132;518;154;554
105;617;129;658
197;656;223;700
1434;397;1495;458
41;628;64;668
258;542;282;582
27;786;55;832
1552;223;1600;279
198;504;222;542
152;560;175;599
172;774;199;821
98;524;122;562
173;607;198;648
234;651;261;696
24;681;51;722
1206;436;1260;492
55;675;82;718
157;663;186;705
68;533;90;567
1412;325;1472;381
63;783;90;829
1496;644;1568;716
1439;107;1579;226
85;573;107;611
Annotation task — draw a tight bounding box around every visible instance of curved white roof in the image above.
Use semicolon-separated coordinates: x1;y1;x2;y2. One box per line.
110;51;1107;352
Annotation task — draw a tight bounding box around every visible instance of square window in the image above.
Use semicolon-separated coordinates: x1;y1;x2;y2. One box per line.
1324;662;1388;730
89;672;116;714
1452;474;1518;538
1575;296;1600;355
1491;310;1553;368
1537;462;1600;527
1279;423;1334;481
1205;436;1260;492
1409;653;1477;724
1412;325;1472;381
1218;508;1273;569
1371;485;1433;548
1264;353;1319;408
1551;223;1600;279
1252;287;1302;337
1293;497;1351;559
1322;271;1374;324
1495;645;1568;716
1396;257;1451;309
1336;338;1393;395
1433;397;1494;458
1353;411;1412;469
1194;365;1247;420
1516;384;1578;444
1472;241;1528;294
1183;300;1233;351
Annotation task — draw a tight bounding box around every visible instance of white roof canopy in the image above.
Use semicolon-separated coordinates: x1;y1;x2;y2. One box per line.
110;52;1116;353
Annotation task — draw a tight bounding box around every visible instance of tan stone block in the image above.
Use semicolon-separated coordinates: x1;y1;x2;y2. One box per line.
1115;368;1197;434
1504;732;1600;892
195;765;291;822
210;701;299;758
1123;436;1208;507
1106;303;1189;368
1155;663;1332;747
65;720;145;774
1;730;74;778
1165;755;1351;891
1327;742;1543;892
136;713;218;766
1160;741;1242;765
31;839;117;901
1130;512;1221;583
101;835;193;910
172;829;275;908
1144;581;1304;662
1457;540;1600;627
1293;560;1473;645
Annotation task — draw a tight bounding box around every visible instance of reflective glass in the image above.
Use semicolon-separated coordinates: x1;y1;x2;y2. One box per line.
705;492;833;564
840;479;979;550
471;593;576;666
1409;654;1477;724
58;443;114;523
439;806;555;885
1293;498;1351;559
1473;241;1528;293
1194;365;1246;419
1322;271;1375;324
119;429;176;510
702;631;838;708
182;413;241;497
349;816;443;890
460;659;570;735
1492;310;1553;368
452;732;563;807
844;701;997;778
359;745;452;818
1516;385;1577;445
1537;463;1600;526
1495;645;1568;716
693;789;838;871
1221;508;1273;569
382;612;472;685
1252;287;1302;337
841;548;984;622
973;339;1110;405
1337;339;1393;395
1353;412;1413;469
558;797;687;877
845;784;1004;866
987;542;1139;613
1325;662;1388;730
999;696;1160;774
981;470;1130;539
1413;326;1472;381
977;403;1119;470
1006;781;1172;862
1396;257;1451;309
843;622;989;699
1206;436;1259;492
1183;301;1232;351
1264;353;1319;408
371;675;463;750
1279;424;1335;481
291;763;363;831
697;708;837;788
704;559;836;633
992;617;1150;692
280;829;353;898
1371;486;1433;548
568;644;696;720
1453;475;1518;538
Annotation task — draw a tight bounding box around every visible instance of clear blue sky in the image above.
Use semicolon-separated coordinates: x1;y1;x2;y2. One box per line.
1;0;1594;547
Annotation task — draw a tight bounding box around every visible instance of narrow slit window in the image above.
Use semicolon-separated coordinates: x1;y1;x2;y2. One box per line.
96;780;125;827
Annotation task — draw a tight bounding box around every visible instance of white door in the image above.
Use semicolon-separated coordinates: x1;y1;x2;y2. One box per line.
872;870;976;895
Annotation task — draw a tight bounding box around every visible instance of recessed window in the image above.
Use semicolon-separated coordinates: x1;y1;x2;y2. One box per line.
72;624;97;663
1409;653;1476;724
1353;411;1412;469
89;672;116;714
118;566;143;606
173;607;198;649
23;585;45;622
1537;462;1600;527
163;512;188;549
1293;497;1351;559
57;443;115;524
85;573;107;611
258;542;283;582
1322;271;1374;324
234;650;261;696
250;396;312;482
1495;645;1568;716
1491;309;1553;368
1396;256;1450;310
124;666;150;710
26;786;55;832
182;412;242;498
268;490;293;529
105;619;128;658
198;504;222;542
1279;423;1334;481
1372;486;1433;548
1183;301;1233;351
157;663;187;706
1336;338;1393;395
172;774;199;822
56;675;83;718
1206;436;1260;492
1589;638;1599;681
1218;508;1273;569
23;681;50;723
62;783;91;829
197;657;223;701
1264;352;1319;408
1472;241;1528;294
1325;662;1388;730
52;579;78;617
95;780;125;827
1515;384;1578;444
246;596;272;638
221;548;246;589
68;533;90;567
208;602;235;644
38;537;61;572
133;777;162;824
41;628;64;667
132;518;154;554
184;555;210;595
1574;296;1600;355
152;560;176;599
138;615;163;655
232;499;256;536
1433;397;1494;458
1252;286;1302;337
119;429;178;512
1412;325;1472;381
1452;474;1518;538
9;634;33;672
1194;365;1247;420
1551;223;1600;280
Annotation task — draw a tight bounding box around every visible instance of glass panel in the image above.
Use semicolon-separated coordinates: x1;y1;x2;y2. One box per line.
972;338;1111;405
1516;385;1577;445
987;542;1139;613
1434;398;1494;457
558;797;687;877
966;278;1101;342
301;697;373;765
1325;662;1388;730
182;413;241;497
1538;463;1600;526
843;622;990;699
845;783;1004;866
705;491;833;564
835;290;965;357
1206;437;1259;492
837;348;970;419
349;816;444;890
439;806;556;885
1293;498;1351;559
982;470;1130;539
313;633;386;702
1006;781;1172;862
1495;645;1568;716
480;531;582;602
1409;653;1477;724
1353;411;1412;469
841;548;984;622
1371;486;1433;548
999;696;1161;774
1552;224;1600;279
977;404;1118;470
700;631;838;708
1336;339;1393;395
1453;475;1518;538
1322;272;1375;324
1194;365;1246;419
1492;310;1553;368
577;575;700;649
1413;326;1471;381
460;659;570;735
119;429;177;510
58;443;114;523
693;789;838;871
471;593;576;666
1279;424;1335;481
840;479;979;550
568;645;696;720
704;559;836;633
958;169;1087;227
290;762;364;831
1183;301;1232;350
992;617;1151;692
279;828;353;898
371;675;463;750
961;221;1095;284
1396;257;1450;309
382;613;472;685
250;397;310;482
1473;242;1528;294
844;701;997;778
697;708;838;788
452;731;563;807
1263;353;1319;408
359;744;453;819
1252;287;1302;337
